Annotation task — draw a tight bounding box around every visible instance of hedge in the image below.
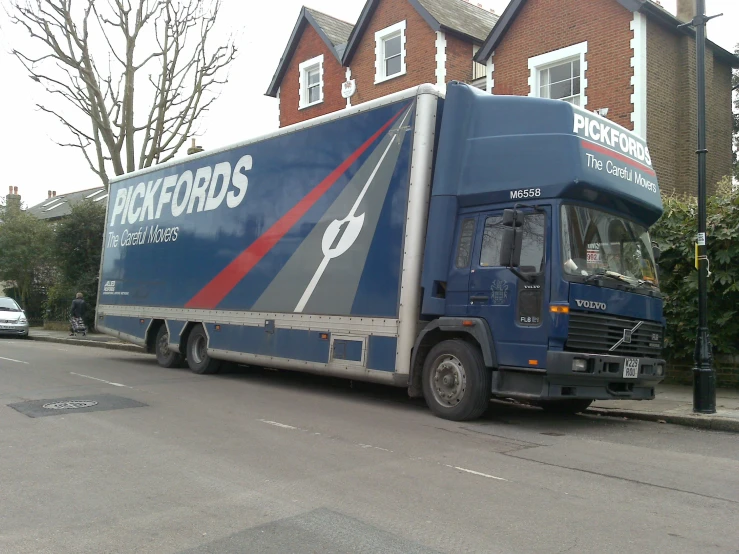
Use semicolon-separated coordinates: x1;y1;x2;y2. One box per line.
651;178;738;365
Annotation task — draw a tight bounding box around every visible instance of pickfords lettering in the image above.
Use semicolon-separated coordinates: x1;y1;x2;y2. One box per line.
573;113;652;167
109;155;252;226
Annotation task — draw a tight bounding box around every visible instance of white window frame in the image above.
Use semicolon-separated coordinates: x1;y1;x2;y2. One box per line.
375;20;406;84
528;42;588;108
298;55;324;110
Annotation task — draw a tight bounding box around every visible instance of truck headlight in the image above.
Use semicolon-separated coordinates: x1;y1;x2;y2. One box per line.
572;359;588;372
656;364;664;376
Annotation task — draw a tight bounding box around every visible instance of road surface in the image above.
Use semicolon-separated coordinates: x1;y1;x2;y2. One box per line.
1;338;738;553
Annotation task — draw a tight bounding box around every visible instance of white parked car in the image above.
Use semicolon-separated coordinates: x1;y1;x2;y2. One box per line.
0;297;29;337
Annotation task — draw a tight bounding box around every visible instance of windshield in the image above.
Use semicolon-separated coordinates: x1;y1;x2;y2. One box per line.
561;204;658;288
0;298;21;311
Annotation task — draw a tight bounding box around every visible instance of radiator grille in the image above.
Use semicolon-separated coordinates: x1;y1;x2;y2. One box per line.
566;311;663;358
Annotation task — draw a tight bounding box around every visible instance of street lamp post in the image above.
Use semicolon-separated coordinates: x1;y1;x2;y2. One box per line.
682;0;722;414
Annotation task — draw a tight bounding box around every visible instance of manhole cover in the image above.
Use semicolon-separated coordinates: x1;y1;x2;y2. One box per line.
9;395;147;418
42;400;99;410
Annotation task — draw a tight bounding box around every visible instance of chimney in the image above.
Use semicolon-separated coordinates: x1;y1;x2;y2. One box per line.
187;138;204;156
6;186;21;212
676;0;695;22
48;190;52;199
52;191;56;197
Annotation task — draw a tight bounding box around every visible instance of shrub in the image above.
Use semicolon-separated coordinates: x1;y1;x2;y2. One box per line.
651;177;739;360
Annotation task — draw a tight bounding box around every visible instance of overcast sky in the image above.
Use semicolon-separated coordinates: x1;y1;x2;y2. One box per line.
0;0;736;209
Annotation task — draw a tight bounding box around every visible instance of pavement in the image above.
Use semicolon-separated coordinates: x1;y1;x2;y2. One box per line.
28;327;144;352
25;328;739;433
590;384;739;433
1;337;738;553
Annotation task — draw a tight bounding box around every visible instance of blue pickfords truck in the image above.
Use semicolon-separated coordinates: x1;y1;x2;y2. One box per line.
97;82;665;421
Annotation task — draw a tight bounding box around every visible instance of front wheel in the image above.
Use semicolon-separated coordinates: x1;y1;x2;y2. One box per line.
422;340;491;421
539;399;593;414
155;325;182;368
186;325;221;375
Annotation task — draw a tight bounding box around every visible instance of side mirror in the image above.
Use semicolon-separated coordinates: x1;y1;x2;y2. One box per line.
502;208;524;228
499;208;524;267
500;227;523;267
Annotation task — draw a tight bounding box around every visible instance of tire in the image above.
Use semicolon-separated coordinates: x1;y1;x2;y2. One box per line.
155;325;182;368
539;399;593;415
422;339;491;421
186;325;221;375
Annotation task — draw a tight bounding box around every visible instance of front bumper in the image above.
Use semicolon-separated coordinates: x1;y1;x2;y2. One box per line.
544;351;665;400
492;351;665;401
0;322;29;336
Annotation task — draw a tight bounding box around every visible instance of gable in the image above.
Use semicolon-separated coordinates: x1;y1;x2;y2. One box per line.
475;0;739;65
343;0;497;65
266;8;354;97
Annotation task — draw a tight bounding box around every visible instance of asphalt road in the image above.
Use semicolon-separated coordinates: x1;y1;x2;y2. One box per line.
1;338;738;554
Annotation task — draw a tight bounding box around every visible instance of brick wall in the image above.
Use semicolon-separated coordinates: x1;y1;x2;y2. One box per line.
647;20;734;196
646;22;683;196
347;0;437;105
445;33;474;83
491;0;635;130
279;25;347;128
707;54;734;189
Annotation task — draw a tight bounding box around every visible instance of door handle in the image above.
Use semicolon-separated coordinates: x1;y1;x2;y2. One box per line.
470;295;489;302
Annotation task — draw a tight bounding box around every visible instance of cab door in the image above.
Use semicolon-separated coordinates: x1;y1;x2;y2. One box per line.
467;208;550;368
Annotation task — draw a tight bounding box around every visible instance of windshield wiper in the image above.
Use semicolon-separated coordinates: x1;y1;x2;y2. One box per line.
636;279;659;290
583;270;636;286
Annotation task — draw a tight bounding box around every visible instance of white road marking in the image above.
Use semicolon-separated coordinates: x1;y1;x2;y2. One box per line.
0;356;28;364
358;443;394;453
70;372;129;388
446;465;508;482
259;419;299;430
257;420;394;453
294;108;412;313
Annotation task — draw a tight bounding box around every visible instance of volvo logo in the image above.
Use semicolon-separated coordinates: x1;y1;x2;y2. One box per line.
609;321;644;351
574;299;607;310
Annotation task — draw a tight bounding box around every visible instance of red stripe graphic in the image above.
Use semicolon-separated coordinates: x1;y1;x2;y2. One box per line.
581;140;656;176
185;106;408;310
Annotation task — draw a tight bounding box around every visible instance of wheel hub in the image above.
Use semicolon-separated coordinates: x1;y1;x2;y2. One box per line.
192;335;206;365
158;333;170;356
432;355;466;407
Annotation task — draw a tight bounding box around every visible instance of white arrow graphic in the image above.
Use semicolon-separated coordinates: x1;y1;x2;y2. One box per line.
294;109;411;313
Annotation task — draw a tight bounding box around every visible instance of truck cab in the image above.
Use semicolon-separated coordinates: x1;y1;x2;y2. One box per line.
416;82;665;419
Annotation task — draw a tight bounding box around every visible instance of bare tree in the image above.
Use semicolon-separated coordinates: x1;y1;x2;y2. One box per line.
8;0;237;187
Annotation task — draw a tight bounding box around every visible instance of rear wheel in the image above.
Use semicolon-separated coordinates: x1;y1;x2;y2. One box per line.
155;325;182;368
539;399;593;414
422;340;491;421
186;325;221;375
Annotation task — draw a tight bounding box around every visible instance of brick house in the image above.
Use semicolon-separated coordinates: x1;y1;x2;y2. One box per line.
267;8;355;127
267;0;737;197
471;0;739;196
266;0;498;127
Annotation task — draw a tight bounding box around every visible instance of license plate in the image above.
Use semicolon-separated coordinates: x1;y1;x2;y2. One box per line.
0;325;15;330
623;358;640;379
